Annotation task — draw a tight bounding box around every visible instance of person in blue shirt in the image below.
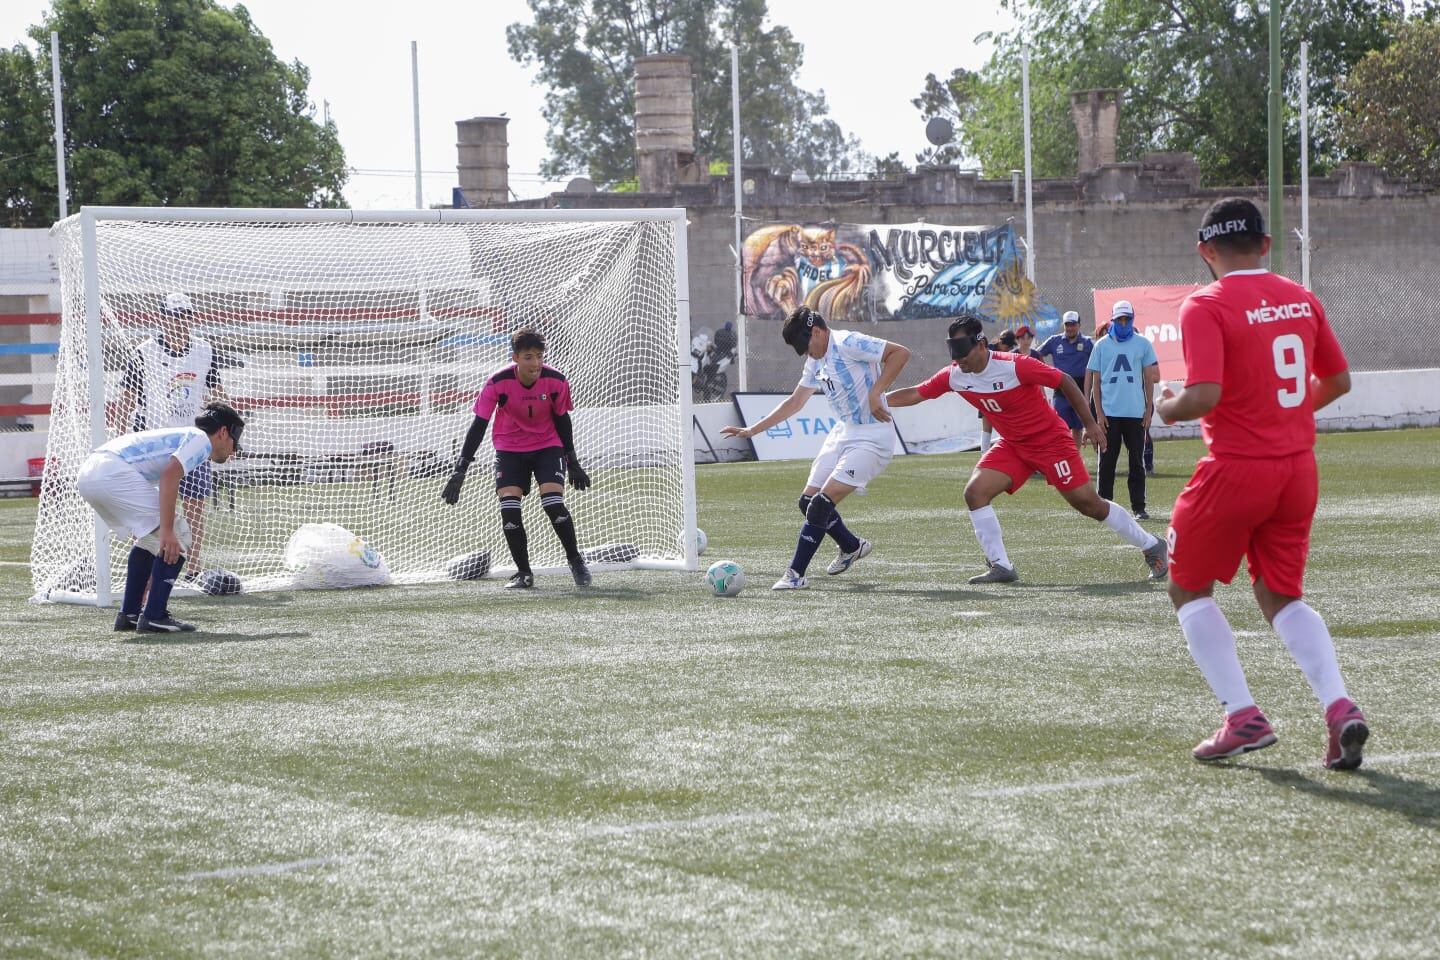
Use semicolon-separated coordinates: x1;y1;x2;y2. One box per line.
1037;311;1095;449
1086;300;1160;519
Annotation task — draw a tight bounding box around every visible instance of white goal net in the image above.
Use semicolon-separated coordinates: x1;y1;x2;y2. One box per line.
33;208;696;604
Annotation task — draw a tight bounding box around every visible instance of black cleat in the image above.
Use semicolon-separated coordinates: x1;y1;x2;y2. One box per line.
569;559;592;587
135;612;196;633
504;572;535;590
113;612;139;632
1135;509;1152;521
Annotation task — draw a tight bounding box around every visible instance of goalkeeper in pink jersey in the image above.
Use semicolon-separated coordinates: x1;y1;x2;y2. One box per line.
440;328;592;589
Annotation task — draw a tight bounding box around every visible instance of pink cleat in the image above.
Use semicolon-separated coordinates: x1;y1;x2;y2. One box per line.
1193;705;1278;761
1323;698;1369;771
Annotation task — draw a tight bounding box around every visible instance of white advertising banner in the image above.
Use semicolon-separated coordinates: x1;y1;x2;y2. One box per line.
731;393;908;462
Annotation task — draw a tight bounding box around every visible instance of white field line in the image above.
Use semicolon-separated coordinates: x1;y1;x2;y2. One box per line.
0;560;30;567
589;776;1146;838
585;812;773;838
964;774;1142;799
180;855;351;880
1364;751;1440;766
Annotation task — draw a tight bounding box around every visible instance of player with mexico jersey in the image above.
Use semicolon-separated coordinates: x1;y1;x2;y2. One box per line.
441;327;593;589
1158;197;1368;770
721;307;911;590
888;312;1168;584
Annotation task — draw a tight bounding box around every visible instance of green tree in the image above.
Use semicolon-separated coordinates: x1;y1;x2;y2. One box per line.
0;0;347;227
913;0;1400;184
507;0;865;185
1338;20;1440;184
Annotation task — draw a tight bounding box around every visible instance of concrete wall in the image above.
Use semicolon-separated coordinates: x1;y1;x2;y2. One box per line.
682;194;1440;393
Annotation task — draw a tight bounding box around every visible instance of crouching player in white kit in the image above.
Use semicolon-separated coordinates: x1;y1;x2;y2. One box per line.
75;401;244;633
721;307;910;589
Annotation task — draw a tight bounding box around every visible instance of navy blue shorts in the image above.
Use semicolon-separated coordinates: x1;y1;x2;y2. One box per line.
1054;397;1084;430
179;460;212;500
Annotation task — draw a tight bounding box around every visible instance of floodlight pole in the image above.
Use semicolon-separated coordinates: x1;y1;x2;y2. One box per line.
1021;45;1036;282
1299;40;1311;290
1268;0;1283;275
51;32;67;220
411;41;423;210
731;42;747;391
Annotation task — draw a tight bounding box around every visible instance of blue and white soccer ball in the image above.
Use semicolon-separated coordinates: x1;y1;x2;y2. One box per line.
705;559;744;597
678;527;708;557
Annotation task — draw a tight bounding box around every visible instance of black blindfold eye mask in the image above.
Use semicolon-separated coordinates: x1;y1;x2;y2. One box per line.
947;334;982;361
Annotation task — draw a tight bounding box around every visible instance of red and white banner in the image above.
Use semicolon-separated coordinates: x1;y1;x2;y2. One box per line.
1092;284;1201;381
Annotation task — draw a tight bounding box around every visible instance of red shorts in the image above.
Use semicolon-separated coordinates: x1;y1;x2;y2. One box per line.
978;435;1090;495
1167;452;1318;596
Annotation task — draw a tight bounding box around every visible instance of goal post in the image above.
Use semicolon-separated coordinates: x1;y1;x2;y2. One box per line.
33;206;697;604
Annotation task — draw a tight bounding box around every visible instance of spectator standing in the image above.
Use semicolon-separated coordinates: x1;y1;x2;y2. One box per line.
112;293;230;577
1087;300;1160;519
1037;311;1095;449
1013;325;1042;360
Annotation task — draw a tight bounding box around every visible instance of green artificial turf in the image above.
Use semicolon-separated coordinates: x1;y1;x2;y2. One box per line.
1;429;1437;958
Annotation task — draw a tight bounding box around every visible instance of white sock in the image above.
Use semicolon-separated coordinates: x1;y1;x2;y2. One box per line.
1272;600;1349;708
1102;500;1158;550
981;433;992;452
968;505;1011;568
1178;598;1255;714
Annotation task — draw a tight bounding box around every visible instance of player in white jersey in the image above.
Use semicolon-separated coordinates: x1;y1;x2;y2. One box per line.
113;293;230;577
721;307;911;589
76;401;244;633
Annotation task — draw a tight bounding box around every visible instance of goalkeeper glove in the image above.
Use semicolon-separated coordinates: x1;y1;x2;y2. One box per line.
566;453;591;491
441;459;471;505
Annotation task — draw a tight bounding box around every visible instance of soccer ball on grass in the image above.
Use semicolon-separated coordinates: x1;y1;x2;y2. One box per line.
677;527;708;557
705;560;744;597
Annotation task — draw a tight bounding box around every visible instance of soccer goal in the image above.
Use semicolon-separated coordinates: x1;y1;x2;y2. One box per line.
32;207;698;605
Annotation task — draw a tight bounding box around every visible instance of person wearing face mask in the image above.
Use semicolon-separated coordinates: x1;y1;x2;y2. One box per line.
1087;301;1160;520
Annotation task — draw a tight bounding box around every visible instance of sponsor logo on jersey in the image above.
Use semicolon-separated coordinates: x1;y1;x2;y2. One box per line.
1246;300;1313;325
993;381;1004;390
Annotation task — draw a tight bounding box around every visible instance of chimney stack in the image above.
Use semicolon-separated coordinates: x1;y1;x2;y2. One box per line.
456;116;509;205
1070;89;1122;175
634;53;694;193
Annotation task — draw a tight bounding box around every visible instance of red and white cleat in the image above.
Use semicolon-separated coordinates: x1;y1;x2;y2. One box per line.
1193;705;1278;761
1323;698;1369;771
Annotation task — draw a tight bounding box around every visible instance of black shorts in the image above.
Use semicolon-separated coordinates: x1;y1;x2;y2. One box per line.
494;446;566;494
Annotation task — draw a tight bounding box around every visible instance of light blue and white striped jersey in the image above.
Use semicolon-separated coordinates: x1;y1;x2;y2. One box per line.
799;329;892;429
97;427;211;484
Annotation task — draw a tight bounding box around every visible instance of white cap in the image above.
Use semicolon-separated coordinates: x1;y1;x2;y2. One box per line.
162;292;193;314
1062;310;1080;324
1110;300;1135;320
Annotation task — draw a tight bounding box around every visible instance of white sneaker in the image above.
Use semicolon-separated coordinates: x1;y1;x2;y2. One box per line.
826;537;872;576
771;569;809;590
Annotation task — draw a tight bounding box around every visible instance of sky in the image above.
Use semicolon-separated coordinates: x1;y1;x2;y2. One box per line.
1;1;1016;210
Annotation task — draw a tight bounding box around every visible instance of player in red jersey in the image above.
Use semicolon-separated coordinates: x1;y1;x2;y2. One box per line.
441;327;593;589
888;313;1169;584
1157;197;1367;770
